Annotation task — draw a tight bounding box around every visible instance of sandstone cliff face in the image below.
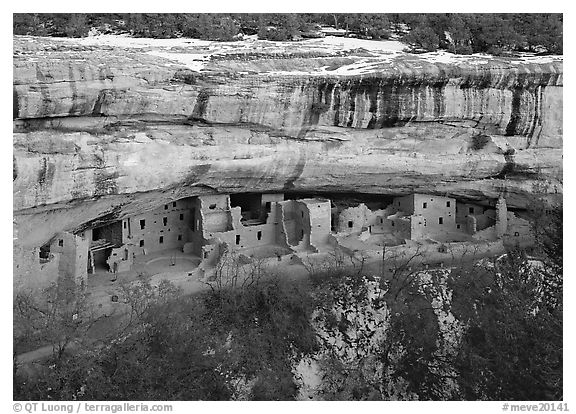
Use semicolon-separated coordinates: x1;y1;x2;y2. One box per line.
13;36;562;249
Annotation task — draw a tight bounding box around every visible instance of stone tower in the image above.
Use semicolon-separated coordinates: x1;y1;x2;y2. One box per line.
495;196;508;238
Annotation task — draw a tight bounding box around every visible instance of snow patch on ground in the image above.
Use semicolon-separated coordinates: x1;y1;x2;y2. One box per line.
511;55;563;64
403;50;561;66
63;34;213;49
419;51;490;65
308;36;408;52
266;53;403;77
26;34;561;76
146;50;210;71
323;57;396;75
55;33;408;55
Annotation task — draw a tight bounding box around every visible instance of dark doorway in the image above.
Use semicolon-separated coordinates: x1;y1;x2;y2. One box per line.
92;247;112;273
39;243;51;263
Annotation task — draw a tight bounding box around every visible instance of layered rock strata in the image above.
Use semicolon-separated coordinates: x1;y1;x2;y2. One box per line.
13;35;562;259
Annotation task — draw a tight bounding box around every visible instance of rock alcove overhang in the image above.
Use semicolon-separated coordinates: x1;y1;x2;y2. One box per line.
12;36;562;248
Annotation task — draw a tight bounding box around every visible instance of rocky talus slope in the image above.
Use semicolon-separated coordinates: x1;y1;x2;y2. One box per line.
13;35;562;249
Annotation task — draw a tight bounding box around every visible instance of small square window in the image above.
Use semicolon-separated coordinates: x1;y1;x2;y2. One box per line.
446;201;451;207
139;240;144;247
179;213;184;220
159;236;164;244
209;204;217;210
457;224;461;229
469;207;475;214
348;220;353;228
164;205;168;210
58;239;64;247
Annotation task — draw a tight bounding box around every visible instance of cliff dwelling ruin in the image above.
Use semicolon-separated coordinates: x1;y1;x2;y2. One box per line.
10;13;564;403
16;191;536;291
11;32;562;301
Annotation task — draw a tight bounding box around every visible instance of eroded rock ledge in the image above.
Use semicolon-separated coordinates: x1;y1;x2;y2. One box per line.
13;35;562;249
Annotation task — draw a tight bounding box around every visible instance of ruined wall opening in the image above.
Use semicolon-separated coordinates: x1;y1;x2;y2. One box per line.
39;242;51;263
281;201;306;247
286;192;393;229
230;193;266;225
92;222;122;246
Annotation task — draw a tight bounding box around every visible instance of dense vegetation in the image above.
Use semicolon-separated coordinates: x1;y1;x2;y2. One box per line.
15;278;316;400
14;204;562;400
13;13;562;55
